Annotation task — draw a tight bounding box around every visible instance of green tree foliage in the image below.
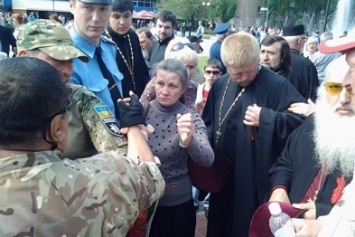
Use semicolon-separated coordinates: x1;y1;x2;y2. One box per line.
156;0;237;25
263;0;338;31
208;0;237;23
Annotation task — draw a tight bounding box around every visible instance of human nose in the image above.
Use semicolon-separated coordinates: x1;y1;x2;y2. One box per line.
60;63;73;83
92;10;100;22
339;85;352;105
161;86;169;95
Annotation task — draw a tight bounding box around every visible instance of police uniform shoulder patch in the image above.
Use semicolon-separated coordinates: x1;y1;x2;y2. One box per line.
101;35;116;45
94;105;123;137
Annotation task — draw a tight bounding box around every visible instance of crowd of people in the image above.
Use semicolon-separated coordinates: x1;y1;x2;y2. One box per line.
0;0;355;236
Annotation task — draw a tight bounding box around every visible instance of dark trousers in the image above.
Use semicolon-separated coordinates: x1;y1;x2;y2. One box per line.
149;199;196;237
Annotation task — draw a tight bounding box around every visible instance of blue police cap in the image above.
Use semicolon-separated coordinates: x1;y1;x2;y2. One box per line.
213;23;231;34
78;0;113;5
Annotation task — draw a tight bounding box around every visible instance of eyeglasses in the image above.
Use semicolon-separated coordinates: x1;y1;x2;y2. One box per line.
324;82;353;95
204;70;221;75
44;99;73;123
171;42;196;52
41;99;73;149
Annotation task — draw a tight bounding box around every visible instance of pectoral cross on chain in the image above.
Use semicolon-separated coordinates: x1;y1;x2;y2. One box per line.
215;130;222;144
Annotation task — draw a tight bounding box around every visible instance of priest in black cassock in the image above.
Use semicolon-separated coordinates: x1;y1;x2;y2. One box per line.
202;32;305;237
282;24;320;102
269;50;355;220
107;0;150;98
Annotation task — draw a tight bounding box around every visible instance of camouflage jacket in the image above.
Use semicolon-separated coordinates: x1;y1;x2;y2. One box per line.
0;151;165;236
63;84;127;159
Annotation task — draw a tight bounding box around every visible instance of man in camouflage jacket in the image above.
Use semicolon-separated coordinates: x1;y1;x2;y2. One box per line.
17;19;128;159
0;57;165;236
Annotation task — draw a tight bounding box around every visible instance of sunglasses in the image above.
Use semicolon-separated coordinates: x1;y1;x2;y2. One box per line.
43;99;73;123
42;99;73;149
324;82;353;95
204;70;221;75
172;42;196;52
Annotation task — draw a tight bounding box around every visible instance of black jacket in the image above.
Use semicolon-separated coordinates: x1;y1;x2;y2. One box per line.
0;26;16;57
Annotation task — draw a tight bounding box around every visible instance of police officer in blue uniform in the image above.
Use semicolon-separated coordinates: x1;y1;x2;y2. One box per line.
209;22;231;75
69;0;124;119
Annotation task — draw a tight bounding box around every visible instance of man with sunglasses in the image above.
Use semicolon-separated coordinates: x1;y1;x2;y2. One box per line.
16;19;128;160
283;36;355;237
269;38;355;228
282;24;319;102
0;57;164;236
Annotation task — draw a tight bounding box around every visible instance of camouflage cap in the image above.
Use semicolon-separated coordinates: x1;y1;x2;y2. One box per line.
78;0;113;5
17;19;89;62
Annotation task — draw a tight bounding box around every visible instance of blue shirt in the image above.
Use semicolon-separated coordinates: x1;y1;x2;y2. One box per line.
210;40;226;75
70;27;124;117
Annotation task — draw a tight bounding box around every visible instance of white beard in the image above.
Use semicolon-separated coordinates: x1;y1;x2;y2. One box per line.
313;90;355;177
142;49;149;59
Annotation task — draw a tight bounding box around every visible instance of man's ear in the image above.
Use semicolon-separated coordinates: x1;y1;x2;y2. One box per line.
17;50;29;57
69;0;76;14
48;115;67;152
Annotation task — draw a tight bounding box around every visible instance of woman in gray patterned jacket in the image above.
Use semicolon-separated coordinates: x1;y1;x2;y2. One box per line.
146;58;214;237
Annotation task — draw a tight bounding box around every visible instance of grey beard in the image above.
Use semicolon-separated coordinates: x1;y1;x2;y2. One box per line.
313;91;355;177
142;49;149;59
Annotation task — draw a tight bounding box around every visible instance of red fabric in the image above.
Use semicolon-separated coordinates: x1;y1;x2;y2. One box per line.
202;88;209;101
126;209;148;237
331;176;345;204
301;168;322;203
249;202;304;237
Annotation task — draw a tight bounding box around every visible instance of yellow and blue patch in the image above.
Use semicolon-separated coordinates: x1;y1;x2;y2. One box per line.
94;105;123;137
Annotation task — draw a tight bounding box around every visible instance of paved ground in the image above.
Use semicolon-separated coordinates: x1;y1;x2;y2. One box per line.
195;208;208;237
175;31;217;57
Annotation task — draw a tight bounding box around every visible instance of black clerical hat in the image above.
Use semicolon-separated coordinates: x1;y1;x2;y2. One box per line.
78;0;113;4
282;25;305;36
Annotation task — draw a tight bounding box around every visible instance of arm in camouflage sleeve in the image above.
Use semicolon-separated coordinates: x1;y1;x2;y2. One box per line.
126;125;165;206
78;87;128;155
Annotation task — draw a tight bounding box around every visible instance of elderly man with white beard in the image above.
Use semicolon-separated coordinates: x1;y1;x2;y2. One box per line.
268;38;355;223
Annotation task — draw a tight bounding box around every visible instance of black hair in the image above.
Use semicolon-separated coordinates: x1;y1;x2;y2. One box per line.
0;57;67;146
112;0;134;13
261;35;292;77
156;10;177;28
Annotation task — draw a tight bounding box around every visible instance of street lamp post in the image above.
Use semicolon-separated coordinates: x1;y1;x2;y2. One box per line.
260;7;268;27
323;0;331;32
202;1;211;22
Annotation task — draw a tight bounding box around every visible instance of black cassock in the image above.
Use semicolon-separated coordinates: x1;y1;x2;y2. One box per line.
107;27;150;98
202;67;305;237
288;51;320;102
269;116;352;218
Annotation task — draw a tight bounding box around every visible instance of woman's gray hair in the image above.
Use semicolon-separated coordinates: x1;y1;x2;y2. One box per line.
156;58;189;87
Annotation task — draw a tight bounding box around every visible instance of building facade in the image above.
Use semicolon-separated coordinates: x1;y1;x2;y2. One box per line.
10;0;157;16
236;0;265;27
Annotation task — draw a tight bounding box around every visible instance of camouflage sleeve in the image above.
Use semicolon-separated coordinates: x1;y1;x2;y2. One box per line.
76;86;128;155
74;152;165;210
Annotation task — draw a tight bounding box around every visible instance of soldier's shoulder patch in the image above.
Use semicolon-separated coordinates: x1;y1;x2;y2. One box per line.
94;105;123;137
